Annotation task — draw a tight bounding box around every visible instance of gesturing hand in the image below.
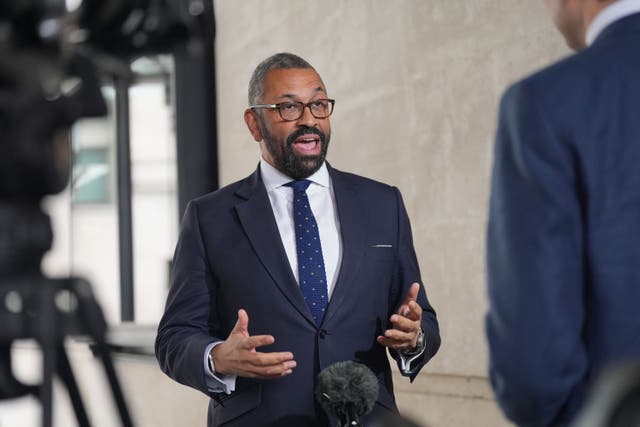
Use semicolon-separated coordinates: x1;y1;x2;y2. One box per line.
377;282;423;352
211;309;296;379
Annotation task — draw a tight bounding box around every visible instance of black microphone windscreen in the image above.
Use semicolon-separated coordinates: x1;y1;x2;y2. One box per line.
315;360;379;420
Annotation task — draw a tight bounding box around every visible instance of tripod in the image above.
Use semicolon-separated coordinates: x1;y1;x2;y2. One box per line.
0;275;134;427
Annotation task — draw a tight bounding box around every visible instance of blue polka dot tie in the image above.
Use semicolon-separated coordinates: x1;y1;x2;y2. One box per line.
285;179;328;326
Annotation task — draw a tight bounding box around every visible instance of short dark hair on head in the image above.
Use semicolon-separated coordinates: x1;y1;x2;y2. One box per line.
248;52;314;105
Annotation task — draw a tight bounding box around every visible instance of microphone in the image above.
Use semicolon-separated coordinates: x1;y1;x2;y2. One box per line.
315;361;379;427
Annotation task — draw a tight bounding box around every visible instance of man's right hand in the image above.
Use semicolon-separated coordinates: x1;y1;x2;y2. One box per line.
211;309;296;379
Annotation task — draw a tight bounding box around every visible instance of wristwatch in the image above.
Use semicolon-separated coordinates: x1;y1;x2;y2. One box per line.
401;328;425;357
208;352;215;374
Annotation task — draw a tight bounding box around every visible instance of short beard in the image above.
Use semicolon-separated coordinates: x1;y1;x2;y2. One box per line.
260;120;330;179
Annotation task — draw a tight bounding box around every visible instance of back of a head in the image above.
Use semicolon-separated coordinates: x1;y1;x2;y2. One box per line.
248;52;315;105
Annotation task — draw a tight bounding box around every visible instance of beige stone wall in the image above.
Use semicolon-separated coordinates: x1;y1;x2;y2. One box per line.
213;1;570;426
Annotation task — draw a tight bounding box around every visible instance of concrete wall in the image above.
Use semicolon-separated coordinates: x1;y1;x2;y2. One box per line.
213;1;570;426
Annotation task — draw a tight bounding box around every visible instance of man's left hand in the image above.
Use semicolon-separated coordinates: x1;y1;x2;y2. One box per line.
377;282;423;352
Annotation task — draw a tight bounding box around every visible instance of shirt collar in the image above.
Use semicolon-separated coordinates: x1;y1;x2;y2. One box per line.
586;0;640;46
260;157;330;192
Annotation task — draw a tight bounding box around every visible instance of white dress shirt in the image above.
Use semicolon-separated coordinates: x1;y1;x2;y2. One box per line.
586;0;640;46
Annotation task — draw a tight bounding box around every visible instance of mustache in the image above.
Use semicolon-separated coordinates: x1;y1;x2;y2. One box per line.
286;126;326;147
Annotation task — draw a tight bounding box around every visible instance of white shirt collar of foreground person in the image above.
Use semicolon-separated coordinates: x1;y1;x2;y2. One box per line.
586;0;640;45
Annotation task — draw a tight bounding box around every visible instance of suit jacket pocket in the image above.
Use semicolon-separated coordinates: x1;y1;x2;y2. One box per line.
366;246;396;261
212;384;262;426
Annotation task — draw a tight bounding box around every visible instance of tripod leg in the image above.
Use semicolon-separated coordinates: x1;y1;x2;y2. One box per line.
70;278;135;427
39;287;56;427
93;343;134;427
57;346;91;427
40;344;54;427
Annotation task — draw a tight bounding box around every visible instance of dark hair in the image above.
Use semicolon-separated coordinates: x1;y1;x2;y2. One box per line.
248;52;315;105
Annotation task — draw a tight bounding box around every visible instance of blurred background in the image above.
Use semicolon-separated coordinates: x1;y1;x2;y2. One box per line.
0;1;570;426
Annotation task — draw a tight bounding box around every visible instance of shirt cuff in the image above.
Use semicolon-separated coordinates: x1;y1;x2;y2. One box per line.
397;333;426;373
204;342;237;394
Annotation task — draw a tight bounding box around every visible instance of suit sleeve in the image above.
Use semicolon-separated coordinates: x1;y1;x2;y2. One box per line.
155;201;222;397
390;187;440;380
486;82;588;427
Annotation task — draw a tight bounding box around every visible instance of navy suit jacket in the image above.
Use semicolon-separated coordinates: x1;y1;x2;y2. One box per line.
156;163;440;426
487;13;640;427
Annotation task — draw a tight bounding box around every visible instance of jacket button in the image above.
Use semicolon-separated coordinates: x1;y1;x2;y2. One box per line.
318;329;327;339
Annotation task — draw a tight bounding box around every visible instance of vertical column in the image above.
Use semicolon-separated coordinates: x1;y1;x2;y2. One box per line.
115;75;134;321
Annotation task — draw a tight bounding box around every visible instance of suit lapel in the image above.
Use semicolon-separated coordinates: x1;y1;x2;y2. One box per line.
322;166;368;325
234;168;315;325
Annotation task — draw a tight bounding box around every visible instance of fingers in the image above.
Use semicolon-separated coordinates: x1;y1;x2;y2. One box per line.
241;334;276;350
214;309;297;379
394;300;423;323
213;337;297;378
376;333;414;351
396;283;420;318
231;309;249;335
244;358;297;378
377;319;419;350
245;351;295;369
379;285;423;351
235;350;297;379
246;351;295;366
401;282;420;306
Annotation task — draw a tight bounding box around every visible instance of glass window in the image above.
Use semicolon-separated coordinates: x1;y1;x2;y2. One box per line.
43;55;178;325
72;147;111;204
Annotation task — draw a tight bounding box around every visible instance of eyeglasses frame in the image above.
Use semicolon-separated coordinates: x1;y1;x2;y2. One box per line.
249;98;336;122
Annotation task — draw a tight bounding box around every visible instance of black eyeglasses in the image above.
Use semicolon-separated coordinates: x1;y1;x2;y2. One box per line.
249;99;335;121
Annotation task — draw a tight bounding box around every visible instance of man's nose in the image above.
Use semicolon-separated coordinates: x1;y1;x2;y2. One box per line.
296;104;318;126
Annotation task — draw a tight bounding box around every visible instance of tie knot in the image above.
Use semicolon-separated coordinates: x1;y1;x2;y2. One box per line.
285;179;312;193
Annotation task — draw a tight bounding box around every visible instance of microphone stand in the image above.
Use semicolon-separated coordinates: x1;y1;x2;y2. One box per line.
337;404;361;427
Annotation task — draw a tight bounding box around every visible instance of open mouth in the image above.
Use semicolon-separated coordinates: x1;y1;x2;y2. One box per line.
292;134;321;155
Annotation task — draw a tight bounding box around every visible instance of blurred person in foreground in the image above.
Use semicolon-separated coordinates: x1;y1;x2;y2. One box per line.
486;1;640;426
155;52;440;426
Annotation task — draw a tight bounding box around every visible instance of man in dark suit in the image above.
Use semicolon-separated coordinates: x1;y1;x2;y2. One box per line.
486;1;640;426
156;52;440;426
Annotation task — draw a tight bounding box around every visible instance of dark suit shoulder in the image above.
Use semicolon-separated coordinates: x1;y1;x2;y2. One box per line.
329;166;397;193
189;173;254;209
191;173;256;205
505;29;636;109
500;28;640;154
329;166;404;212
329;167;406;218
502;54;585;111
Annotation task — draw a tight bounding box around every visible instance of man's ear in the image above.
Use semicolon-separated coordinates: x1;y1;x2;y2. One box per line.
244;109;263;142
